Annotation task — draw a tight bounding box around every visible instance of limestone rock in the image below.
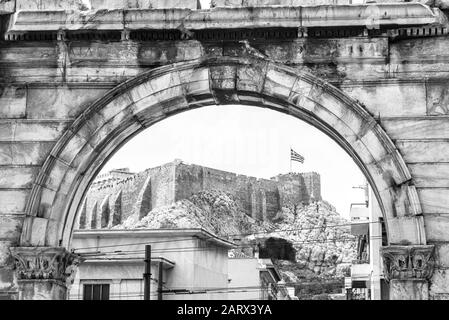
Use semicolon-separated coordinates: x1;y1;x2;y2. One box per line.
116;190;356;283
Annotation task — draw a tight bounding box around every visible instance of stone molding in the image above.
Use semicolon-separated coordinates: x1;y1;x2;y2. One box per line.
9;247;83;286
5;4;441;35
381;245;435;281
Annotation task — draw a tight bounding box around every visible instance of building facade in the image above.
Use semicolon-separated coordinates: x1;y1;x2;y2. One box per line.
228;257;291;300
69;228;236;300
346;185;388;300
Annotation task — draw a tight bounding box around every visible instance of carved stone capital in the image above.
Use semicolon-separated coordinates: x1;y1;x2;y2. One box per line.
9;247;83;286
380;245;435;282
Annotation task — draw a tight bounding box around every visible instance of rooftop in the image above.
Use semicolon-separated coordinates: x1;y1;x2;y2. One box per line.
73;227;238;249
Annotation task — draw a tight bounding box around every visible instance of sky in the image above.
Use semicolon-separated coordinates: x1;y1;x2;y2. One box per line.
101;105;367;218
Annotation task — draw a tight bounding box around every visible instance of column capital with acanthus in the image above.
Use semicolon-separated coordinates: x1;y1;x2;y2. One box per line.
380;245;435;282
9;246;83;286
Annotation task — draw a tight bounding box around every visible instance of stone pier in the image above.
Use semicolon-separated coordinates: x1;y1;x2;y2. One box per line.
381;245;435;300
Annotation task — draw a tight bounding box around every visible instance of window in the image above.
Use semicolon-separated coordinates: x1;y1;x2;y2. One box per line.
83;284;110;300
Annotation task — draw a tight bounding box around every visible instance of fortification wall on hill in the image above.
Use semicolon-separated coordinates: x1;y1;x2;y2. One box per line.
76;160;322;229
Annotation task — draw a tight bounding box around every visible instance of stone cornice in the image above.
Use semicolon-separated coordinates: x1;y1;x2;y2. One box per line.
4;3;443;34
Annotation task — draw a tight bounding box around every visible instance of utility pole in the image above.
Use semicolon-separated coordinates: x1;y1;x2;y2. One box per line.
143;245;151;300
158;260;163;300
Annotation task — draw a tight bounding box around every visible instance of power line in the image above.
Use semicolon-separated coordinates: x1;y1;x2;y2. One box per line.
72;237;197;252
77;236;380;258
73;220;383;252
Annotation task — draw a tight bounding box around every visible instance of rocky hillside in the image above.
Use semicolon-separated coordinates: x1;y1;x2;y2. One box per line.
117;190;259;235
116;190;356;282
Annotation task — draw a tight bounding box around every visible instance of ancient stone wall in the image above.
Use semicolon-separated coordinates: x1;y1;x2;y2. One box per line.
273;172;322;206
79;162;177;228
78;160;321;228
174;162;284;221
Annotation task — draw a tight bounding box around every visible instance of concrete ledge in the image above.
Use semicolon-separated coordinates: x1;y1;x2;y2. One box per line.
5;3;443;33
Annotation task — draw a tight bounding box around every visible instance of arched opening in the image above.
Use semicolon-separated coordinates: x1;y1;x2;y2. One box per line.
68;104;377;300
21;55;425;254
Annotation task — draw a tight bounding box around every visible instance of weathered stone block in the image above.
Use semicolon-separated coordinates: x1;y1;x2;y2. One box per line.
419;189;449;215
390;279;429;300
17;279;67;300
21;216;48;247
396;140;449;163
410;163;449;188
0;167;37;189
425;215;449;242
26;87;109;119
342;83;427;117
42;158;71;192
55;166;79;196
99;92;135;122
148;72;182;98
180;68;212;105
0;121;69;142
34;187;57;219
210;65;237;91
382;119;449;141
262;65;297;100
0;86;26;119
0;268;15;293
430;269;449;295
0;215;24;241
58;134;90;166
386;215;424;245
236;63;267;93
0;241;14;267
359;130;390;164
434;243;449;269
0;190;29;214
0;142;55;166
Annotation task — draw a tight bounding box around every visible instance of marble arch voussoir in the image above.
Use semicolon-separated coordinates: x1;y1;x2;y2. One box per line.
21;56;425;248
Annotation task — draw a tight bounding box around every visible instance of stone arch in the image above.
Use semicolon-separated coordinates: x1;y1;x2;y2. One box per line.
21;56;425;248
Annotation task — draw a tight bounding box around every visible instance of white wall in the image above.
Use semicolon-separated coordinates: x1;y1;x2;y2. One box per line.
227;259;261;300
69;231;230;300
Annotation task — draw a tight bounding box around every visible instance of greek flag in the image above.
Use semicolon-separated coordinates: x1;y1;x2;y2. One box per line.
290;148;305;163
